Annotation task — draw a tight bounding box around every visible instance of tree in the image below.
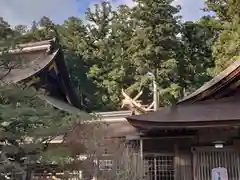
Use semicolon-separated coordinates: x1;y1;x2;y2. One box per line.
110;5;142;99
0;85;77;180
178;18;215;95
127;0;182;105
205;0;240;73
84;1;118;110
0;21;84;180
18;16;58;44
14;25;27;35
83;2;137;110
0;17;16;47
0;0;228;114
59;16;98;111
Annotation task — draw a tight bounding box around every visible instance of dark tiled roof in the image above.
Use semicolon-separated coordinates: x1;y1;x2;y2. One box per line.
127;95;240;127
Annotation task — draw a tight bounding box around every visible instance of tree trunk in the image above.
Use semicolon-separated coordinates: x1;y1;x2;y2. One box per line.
25;171;32;180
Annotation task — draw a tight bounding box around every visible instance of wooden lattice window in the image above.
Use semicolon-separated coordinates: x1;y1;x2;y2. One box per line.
144;153;174;180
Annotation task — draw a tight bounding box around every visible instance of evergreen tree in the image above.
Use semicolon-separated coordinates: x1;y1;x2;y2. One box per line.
1;0;232;112
59;16;97;111
84;1;117;110
205;0;240;73
128;0;182;104
0;20;84;180
179;18;215;94
83;2;136;110
0;85;76;180
18;16;57;43
109;5;136;95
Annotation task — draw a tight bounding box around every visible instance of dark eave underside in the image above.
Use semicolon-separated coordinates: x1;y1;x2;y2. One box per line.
39;95;89;116
128;119;240;130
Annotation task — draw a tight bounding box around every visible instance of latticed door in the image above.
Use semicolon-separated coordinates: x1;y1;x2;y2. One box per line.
193;147;240;180
143;153;174;180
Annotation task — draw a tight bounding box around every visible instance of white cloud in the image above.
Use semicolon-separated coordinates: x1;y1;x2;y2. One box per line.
0;0;79;26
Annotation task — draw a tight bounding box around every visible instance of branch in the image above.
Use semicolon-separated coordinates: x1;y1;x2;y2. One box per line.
0;65;15;81
0;151;24;174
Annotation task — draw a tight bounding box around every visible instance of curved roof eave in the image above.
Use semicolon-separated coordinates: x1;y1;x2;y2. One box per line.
178;59;240;104
10;49;59;84
39;95;92;118
0;38;59;84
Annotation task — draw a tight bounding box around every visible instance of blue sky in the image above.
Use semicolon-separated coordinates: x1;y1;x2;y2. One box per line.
0;0;211;26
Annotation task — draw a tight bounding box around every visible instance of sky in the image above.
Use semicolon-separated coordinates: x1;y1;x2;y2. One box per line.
0;0;211;26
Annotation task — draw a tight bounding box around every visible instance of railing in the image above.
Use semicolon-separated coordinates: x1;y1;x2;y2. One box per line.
193;147;240;180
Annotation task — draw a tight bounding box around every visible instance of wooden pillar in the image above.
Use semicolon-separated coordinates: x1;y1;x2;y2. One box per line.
140;138;143;160
174;143;179;180
140;138;144;178
174;142;193;180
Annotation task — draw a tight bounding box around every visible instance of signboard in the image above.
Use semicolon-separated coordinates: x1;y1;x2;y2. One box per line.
212;167;228;180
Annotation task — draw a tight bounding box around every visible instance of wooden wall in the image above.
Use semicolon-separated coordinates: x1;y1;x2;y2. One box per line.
140;128;240;180
141;137;193;180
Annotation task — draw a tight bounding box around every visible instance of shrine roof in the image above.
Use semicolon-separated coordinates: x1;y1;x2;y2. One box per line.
0;39;58;83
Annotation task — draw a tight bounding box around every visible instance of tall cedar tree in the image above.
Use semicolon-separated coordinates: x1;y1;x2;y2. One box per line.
179;19;215;95
128;0;182;105
84;2;136;110
205;0;240;73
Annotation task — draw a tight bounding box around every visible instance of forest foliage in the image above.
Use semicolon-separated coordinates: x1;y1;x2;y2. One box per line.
0;16;86;180
0;0;239;179
0;0;239;111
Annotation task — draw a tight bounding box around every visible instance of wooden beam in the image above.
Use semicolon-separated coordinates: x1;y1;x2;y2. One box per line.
121;89;154;114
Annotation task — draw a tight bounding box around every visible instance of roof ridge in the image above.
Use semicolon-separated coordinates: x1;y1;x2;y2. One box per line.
0;38;57;55
17;38;56;48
